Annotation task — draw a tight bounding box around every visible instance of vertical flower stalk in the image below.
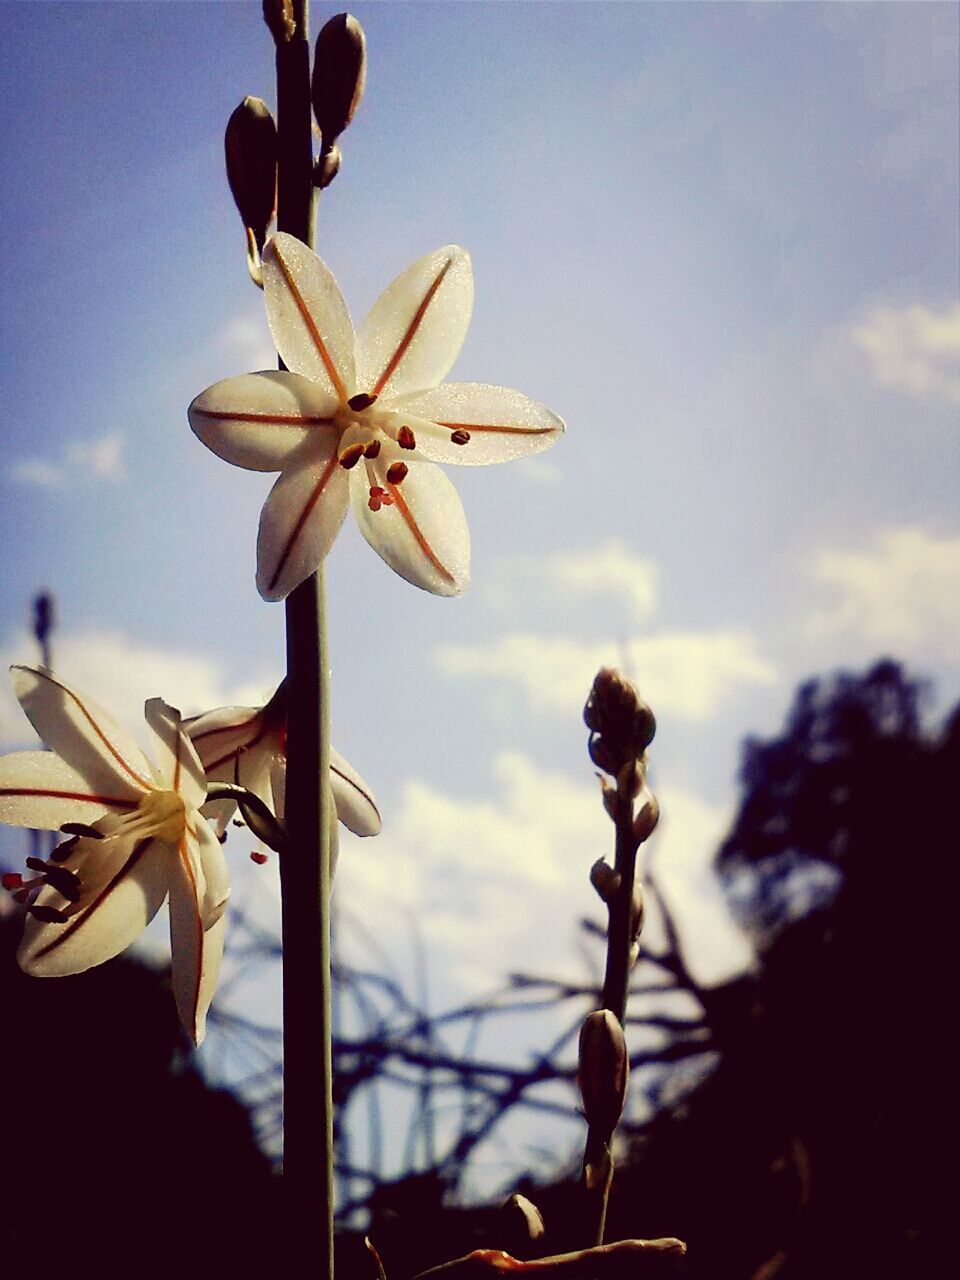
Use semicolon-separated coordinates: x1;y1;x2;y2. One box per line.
267;0;332;1272
580;667;659;1245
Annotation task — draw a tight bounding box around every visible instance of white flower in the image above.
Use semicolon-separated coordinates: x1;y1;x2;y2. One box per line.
189;233;564;601
184;683;381;844
0;667;228;1046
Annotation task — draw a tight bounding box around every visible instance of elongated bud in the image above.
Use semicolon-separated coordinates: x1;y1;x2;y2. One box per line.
590;858;620;904
225;97;278;249
502;1194;545;1254
584;668;656;775
315;143;342;189
312;13;366;142
578;1010;628;1142
633;792;660;843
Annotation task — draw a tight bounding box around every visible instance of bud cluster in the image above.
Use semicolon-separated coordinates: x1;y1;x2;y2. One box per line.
584;667;656;778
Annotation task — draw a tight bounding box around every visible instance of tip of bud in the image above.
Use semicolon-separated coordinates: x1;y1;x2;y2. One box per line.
312;13;367;142
584;668;656;776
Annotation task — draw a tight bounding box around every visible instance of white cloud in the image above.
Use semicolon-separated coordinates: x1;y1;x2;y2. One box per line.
851;302;960;406
805;526;960;664
436;629;776;722
336;752;750;996
488;539;659;625
213;313;277;374
0;626;279;749
9;431;125;489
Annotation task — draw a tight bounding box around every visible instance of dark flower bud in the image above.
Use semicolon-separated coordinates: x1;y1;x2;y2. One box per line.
312;13;366;142
315;143;342;189
633;792;660;843
263;0;297;44
584;668;656;773
588;733;619;776
224;97;278;249
578;1010;628;1143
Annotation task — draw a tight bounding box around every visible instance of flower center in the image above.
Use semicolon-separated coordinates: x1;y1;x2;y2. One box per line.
111;790;187;846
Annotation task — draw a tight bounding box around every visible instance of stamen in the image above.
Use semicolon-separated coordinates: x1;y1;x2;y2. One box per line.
363;440;381;459
338;442;365;470
250;851;269;866
450;429;471;446
60;822;104;840
397;425;416;450
218;830;228;845
347;392;377;412
368;486;385;512
43;866;82;902
50;836;80;863
1;872;23;891
386;461;408;485
29;905;70;924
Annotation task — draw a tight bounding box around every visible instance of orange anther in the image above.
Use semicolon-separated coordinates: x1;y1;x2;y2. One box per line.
450;429;471;445
397;425;416;450
339;443;365;470
386;461;408;485
364;440;381;459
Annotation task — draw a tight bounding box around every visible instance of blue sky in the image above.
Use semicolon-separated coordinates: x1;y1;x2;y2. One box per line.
1;0;958;1188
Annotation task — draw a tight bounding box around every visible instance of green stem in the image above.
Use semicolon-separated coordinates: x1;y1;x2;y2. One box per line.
272;2;335;1275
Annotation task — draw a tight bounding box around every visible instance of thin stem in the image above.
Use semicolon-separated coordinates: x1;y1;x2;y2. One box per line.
600;808;641;1025
272;2;335;1275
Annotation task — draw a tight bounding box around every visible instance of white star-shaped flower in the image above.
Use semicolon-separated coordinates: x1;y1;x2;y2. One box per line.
189;233;564;601
0;667;228;1045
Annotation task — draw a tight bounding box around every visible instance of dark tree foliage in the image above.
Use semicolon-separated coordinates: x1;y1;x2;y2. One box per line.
594;660;956;1279
0;912;276;1271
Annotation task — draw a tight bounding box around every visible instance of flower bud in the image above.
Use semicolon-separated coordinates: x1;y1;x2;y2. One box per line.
263;0;296;43
584;668;656;774
587;733;619;776
224;97;278;248
617;758;645;803
590;858;620;904
578;1010;628;1142
312;13;367;142
315;143;342;189
501;1194;545;1246
633;792;660;843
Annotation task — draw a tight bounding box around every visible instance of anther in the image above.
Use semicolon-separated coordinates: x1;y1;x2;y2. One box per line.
1;872;23;892
348;392;377;412
250;851;269;866
363;440;381;459
29;905;70;924
43;866;81;902
386;461;408;485
339;442;365;470
50;836;79;862
450;429;471;446
397;425;416;450
368;486;385;512
60;822;104;840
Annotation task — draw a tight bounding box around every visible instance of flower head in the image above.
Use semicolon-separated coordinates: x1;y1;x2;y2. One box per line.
184;682;381;848
189;233;564;600
0;667;228;1046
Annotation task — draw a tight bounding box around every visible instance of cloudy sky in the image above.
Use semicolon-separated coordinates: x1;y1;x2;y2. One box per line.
1;0;958;1187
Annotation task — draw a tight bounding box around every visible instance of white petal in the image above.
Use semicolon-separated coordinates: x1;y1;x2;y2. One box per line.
349;447;470;596
144;699;207;811
392;383;565;466
168;829;227;1046
262;233;356;399
256;438;351;601
0;751;139;830
330;747;381;837
188;371;340;471
355;246;473;400
19;833;171;977
10;667;152;799
186;705;271;833
195;815;231;926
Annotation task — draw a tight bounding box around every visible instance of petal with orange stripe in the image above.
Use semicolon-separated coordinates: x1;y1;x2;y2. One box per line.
18;831;171;978
263;233;355;400
188;370;339;471
144;698;207;811
355;246;473;401
349;446;469;597
10;666;153;800
256;436;351;601
0;751;138;830
168;824;228;1046
390;382;566;466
